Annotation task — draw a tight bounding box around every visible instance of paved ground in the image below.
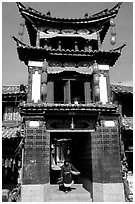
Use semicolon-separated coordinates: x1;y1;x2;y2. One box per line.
49;184;92;202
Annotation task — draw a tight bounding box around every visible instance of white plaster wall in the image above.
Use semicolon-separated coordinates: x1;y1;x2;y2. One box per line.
98;64;109;71
99;74;108;104
28;61;43;67
32;71;41;103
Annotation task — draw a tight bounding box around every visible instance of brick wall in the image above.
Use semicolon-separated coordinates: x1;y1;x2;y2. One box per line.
91;120;122;183
23;123;50;184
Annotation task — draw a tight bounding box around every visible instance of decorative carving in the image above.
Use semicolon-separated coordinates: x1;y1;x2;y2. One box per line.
47;117;96;130
77;29;89;34
63;62;76;67
49;61;62;67
61;29;76;34
78;62;90;67
47;29;60;34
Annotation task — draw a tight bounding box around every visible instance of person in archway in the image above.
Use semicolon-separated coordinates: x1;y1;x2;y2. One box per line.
60;158;80;193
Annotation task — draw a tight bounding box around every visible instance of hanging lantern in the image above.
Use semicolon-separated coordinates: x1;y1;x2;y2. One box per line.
42;60;48;72
110;18;115;27
110;36;116;45
41;83;47;96
18;18;25;36
94;85;100;97
18;25;24;36
93;61;99;74
111;27;116;36
41;72;47;83
93;74;99;85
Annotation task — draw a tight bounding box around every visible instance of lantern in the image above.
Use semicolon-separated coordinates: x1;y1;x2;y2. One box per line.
41;72;47;83
110;18;115;27
93;74;99;85
18;18;25;36
111;27;116;36
93;61;99;74
18;25;24;36
110;36;116;45
94;85;100;97
41;83;47;96
42;60;48;72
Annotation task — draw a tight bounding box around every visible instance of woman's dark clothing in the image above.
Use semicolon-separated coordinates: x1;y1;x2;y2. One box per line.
61;163;78;186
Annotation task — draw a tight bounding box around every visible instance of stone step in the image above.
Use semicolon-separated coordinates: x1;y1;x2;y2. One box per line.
49;184;92;202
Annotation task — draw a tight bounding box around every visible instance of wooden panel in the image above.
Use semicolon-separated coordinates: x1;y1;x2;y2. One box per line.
84;81;91;104
47;81;54;103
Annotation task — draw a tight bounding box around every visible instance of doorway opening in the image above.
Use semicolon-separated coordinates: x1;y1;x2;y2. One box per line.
50;132;92;184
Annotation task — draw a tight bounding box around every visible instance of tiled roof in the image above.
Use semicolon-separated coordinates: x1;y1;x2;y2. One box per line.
13;36;125;67
2;85;20;94
111;84;133;95
17;2;122;23
2;85;27;95
16;2;122;47
2;126;24;139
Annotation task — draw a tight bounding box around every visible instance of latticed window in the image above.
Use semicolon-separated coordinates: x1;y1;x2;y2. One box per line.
3;106;21;121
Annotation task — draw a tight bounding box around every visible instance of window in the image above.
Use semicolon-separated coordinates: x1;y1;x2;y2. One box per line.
70;81;85;104
54;80;65;103
3;105;21;121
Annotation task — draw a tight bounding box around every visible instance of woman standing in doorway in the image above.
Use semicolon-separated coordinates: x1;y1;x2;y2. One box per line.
61;158;80;193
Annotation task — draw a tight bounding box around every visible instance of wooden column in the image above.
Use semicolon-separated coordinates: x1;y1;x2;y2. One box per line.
46;81;54;104
36;30;40;48
64;80;71;104
84;81;91;104
97;31;101;51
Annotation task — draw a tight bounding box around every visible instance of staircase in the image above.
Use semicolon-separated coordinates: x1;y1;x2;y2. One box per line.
49;184;92;202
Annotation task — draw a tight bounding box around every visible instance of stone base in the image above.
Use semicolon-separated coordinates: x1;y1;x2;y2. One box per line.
93;182;125;202
21;184;50;202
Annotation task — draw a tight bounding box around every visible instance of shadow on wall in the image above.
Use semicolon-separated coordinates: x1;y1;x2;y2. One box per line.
82;177;93;199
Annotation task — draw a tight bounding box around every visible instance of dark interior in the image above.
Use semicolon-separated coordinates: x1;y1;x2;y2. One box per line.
50;132;91;184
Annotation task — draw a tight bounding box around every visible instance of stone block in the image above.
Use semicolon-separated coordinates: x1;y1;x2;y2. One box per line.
21;184;50;202
92;182;125;202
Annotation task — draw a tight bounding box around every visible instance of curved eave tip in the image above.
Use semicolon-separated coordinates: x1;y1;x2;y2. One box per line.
16;2;26;9
109;2;123;12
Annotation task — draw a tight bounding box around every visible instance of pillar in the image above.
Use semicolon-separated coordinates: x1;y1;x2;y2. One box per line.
27;61;43;103
64;80;71;104
98;64;111;103
91;117;125;202
21;118;51;202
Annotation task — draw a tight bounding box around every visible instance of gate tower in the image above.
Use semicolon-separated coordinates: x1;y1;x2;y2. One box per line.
13;2;125;201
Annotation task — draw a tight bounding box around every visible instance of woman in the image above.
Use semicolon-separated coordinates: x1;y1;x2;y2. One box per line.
61;158;80;193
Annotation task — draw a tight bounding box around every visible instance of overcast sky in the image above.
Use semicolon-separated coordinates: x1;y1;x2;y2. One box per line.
2;1;133;86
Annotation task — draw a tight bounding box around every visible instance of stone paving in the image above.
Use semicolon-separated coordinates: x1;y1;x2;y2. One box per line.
49;184;92;202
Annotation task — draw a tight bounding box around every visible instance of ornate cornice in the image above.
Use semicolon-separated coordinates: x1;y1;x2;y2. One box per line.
19;102;118;115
